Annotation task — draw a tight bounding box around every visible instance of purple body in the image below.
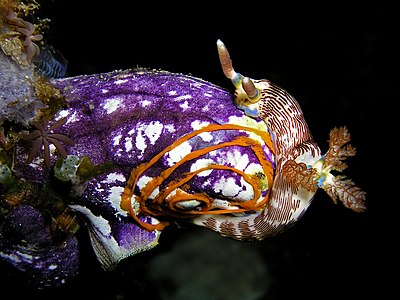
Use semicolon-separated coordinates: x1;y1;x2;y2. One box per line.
4;69;274;284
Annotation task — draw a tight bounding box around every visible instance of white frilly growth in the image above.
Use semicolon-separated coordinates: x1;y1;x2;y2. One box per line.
0;51;44;125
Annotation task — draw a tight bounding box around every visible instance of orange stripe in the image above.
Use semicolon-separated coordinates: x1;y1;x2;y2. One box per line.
120;123;275;231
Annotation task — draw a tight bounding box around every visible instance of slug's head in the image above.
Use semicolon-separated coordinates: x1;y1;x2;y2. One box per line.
217;39;267;119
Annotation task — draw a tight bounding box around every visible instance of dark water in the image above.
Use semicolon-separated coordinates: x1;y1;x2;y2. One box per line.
1;2;392;299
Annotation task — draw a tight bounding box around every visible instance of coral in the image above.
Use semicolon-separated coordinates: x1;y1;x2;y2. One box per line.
0;204;80;288
22;116;75;168
34;46;68;78
0;162;12;185
0;50;44;125
32;76;66;115
50;207;80;237
0;5;66;124
4;7;42;63
1;0;43;65
54;155;115;187
54;155;83;182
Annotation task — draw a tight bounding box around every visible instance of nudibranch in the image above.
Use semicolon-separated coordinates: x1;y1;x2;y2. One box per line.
121;40;366;241
192;40;366;240
16;68;279;269
5;39;366;274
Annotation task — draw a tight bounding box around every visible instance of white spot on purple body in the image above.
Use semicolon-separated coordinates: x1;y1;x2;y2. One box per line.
180;100;189;110
103;97;123;114
166;141;192;166
213;177;241;197
190;158;215;177
140;100;152;107
168;90;177;96
114;79;128;85
191;120;213;141
164;124;176;133
113;134;122;146
125;137;133;151
144;121;163;145
174;95;192;102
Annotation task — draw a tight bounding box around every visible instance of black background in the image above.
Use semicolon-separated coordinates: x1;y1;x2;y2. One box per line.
2;1;393;299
